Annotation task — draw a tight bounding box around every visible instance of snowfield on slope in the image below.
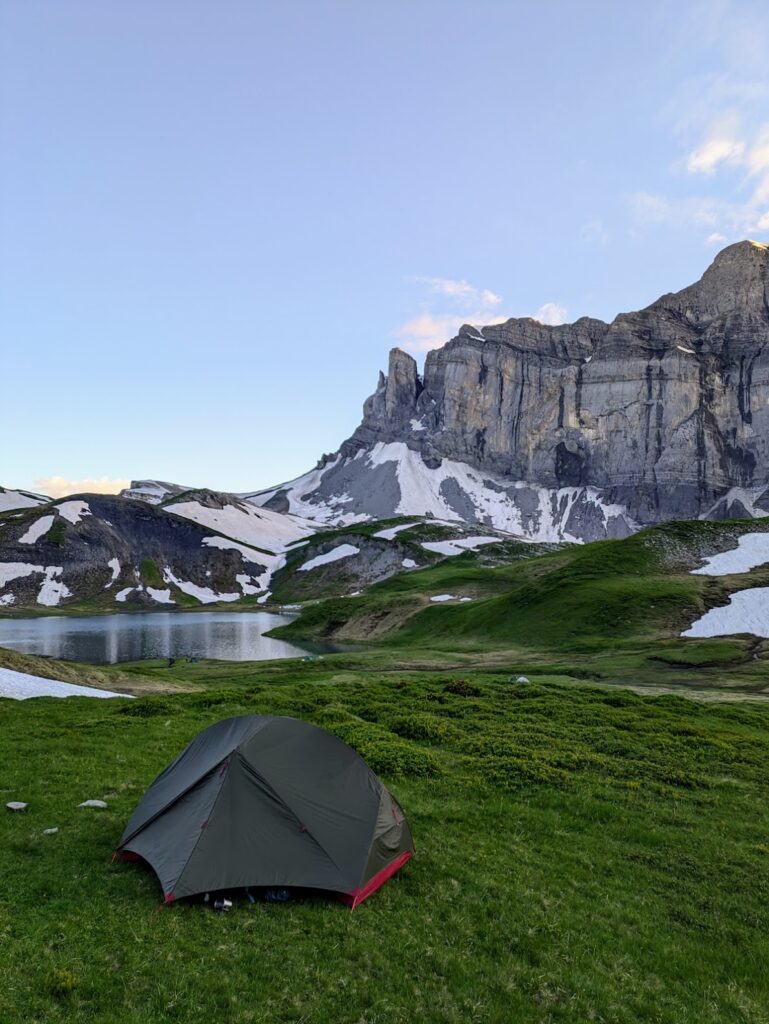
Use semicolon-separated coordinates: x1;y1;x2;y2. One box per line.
0;667;133;700
683;587;769;638
0;563;71;606
0;488;49;513
169;499;315;553
251;442;634;543
299;544;361;572
421;536;502;557
692;533;769;576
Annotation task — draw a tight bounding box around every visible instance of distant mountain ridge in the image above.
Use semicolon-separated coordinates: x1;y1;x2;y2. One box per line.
250;241;769;540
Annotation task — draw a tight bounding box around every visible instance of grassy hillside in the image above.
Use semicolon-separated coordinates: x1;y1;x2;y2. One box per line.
269;518;769;691
3;663;769;1023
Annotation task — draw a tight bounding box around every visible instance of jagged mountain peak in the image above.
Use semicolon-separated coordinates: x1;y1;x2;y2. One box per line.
645;237;769;324
251;242;769;540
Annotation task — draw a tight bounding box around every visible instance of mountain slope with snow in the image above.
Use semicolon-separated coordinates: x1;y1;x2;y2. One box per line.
162;489;316;553
0;486;50;513
251;242;769;542
0;494;276;610
249;441;635;543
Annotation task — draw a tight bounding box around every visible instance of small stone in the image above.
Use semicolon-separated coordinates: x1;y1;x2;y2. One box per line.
78;799;108;809
6;801;27;812
43;827;59;835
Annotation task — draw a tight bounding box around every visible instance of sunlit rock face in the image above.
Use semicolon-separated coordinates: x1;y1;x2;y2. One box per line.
251;242;769;540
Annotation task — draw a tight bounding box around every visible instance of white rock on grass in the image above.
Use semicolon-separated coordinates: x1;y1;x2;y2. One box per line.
43;827;59;835
6;801;27;812
78;799;108;809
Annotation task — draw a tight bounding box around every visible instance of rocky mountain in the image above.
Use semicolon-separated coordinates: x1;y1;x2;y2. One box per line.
252;240;769;542
0;494;277;610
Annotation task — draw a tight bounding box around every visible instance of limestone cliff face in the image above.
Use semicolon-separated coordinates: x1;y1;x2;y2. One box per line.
349;241;769;525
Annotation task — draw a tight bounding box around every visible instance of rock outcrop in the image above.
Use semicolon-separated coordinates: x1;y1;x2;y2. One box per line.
254;241;769;538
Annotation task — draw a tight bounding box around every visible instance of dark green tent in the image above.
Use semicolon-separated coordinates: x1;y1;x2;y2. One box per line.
116;715;413;908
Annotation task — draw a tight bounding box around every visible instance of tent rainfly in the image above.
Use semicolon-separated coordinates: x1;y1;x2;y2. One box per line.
116;715;414;908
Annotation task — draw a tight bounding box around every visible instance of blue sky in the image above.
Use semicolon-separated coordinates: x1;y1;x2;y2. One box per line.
3;0;769;496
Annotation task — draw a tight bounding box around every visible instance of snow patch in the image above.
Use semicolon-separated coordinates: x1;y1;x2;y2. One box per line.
146;587;174;605
421;536;502;557
0;667;132;701
430;594;458;602
410;418;426;432
374;523;417;540
55;500;91;524
691;533;769;576
236;573;261;596
0;562;46;588
170;499;314;553
298;544;361;572
683;587;769;638
402;558;417;569
115;587;134;602
0;489;49;512
105;558;121;587
37;568;71;607
162;567;240;604
18;515;54;544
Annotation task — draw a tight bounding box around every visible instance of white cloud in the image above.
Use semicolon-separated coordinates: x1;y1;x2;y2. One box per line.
706;231;728;244
34;476;130;499
396;276;510;353
533;302;568;326
687;135;745;175
632;5;769;244
395;313;469;354
414;277;502;308
395;277;571;353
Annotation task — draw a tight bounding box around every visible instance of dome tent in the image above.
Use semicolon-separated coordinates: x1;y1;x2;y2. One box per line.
116;715;413;908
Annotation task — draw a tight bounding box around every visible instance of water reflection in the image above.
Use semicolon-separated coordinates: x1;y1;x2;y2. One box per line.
0;611;316;665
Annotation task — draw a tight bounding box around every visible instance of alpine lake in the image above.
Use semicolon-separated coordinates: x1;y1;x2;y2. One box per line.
0;609;338;665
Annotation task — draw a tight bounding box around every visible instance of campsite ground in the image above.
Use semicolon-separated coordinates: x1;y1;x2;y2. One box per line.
3;649;769;1023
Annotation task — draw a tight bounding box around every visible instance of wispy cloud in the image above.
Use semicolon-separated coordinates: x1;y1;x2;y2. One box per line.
35;476;130;498
395;276;569;353
414;276;503;308
396;276;510;353
629;2;769;242
533;302;568;326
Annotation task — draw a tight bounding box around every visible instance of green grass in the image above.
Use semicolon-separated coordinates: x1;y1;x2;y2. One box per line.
3;664;769;1023
273;518;769;655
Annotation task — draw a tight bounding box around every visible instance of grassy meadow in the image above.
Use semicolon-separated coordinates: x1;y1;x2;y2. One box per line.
3;654;769;1023
3;516;769;1021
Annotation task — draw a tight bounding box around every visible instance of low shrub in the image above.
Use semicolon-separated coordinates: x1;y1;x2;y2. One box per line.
389;712;457;744
119;697;175;717
43;968;77;999
442;679;481;697
323;718;441;777
478;754;569;790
